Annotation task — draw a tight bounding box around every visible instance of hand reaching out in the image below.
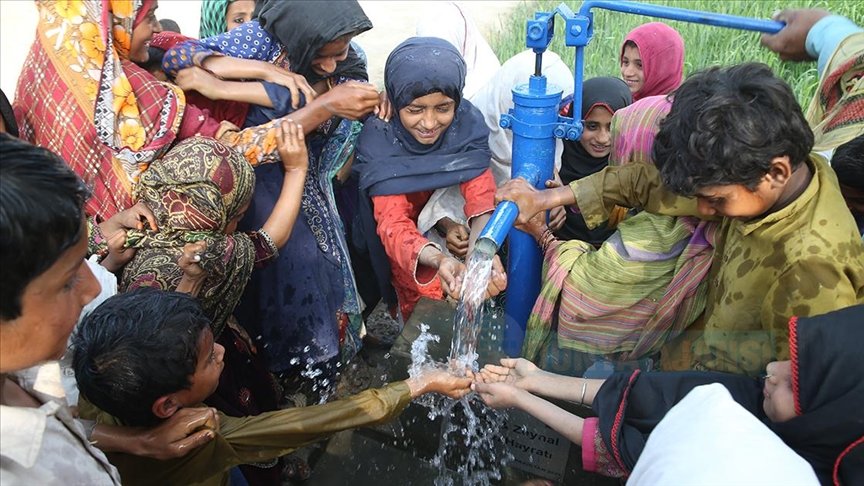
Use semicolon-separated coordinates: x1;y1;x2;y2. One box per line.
264;65;317;109
276;120;309;173
321;81;380;120
134;407;220;460
760;9;830;62
407;368;472;399
375;90;393;122
178;241;207;280
477;358;540;389
438;254;507;301
472;381;524;409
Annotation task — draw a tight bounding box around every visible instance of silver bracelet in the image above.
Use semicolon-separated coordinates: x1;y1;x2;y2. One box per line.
579;379;588;406
257;228;279;258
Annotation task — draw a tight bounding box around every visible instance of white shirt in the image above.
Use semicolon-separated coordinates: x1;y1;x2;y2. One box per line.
0;362;121;485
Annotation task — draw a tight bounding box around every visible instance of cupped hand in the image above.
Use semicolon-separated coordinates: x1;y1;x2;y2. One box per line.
408;369;472;399
438;255;465;300
478;358;540;389
760;9;829;62
276;119;309;172
321;81;380;120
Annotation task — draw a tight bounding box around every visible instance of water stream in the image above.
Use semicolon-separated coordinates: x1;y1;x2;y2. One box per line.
408;238;511;485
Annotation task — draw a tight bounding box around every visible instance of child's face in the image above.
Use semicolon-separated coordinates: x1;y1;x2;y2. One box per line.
225;0;256;32
174;327;225;406
398;92;456;145
0;219;100;372
620;45;644;94
692;182;778;219
129;1;162;63
763;360;796;422
311;37;352;77
579;106;613;158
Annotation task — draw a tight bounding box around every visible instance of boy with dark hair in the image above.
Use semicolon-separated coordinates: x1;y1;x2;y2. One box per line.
497;63;864;377
0;135;214;483
73;288;472;486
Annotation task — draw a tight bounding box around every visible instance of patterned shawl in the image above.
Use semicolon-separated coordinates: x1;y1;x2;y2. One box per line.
806;32;864;151
120;137;256;337
14;0;186;220
199;0;231;38
523;95;716;362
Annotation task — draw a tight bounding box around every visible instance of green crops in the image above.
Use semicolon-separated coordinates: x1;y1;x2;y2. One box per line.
489;0;862;104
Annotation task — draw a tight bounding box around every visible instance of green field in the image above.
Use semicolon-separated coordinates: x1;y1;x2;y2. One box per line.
489;0;861;104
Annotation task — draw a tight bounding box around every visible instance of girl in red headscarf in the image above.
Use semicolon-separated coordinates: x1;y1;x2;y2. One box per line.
620;22;685;101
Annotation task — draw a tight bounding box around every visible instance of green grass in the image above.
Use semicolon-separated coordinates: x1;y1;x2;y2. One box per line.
489;0;862;104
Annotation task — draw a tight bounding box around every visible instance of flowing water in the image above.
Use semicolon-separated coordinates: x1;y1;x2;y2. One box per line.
448;238;498;375
408;238;512;485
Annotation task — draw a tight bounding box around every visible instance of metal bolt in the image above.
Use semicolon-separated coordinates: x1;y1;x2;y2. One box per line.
499;117;512;129
553;126;566;138
528;25;543;40
570;25;582;35
566;128;580;140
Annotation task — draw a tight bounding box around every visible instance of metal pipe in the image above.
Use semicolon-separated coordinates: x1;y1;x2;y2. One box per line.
578;0;784;34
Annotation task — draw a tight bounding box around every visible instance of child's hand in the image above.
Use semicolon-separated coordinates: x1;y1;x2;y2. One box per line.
178;241;207;280
101;201;157;236
407;369;472;399
445;223;470;259
276;120;309;173
100;229;136;272
437;256;465;300
486;255;507;299
479;358;540;389
472;381;524;409
374;90;392;122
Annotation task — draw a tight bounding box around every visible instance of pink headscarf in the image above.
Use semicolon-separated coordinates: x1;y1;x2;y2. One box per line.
621;22;684;101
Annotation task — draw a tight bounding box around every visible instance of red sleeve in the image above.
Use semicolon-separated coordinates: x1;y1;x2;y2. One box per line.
177;103;223;139
459;169;496;220
372;194;438;285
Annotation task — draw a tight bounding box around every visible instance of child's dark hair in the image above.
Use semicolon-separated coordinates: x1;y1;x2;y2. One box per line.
832;135;863;191
653;63;814;196
72;288;211;426
0;135;89;319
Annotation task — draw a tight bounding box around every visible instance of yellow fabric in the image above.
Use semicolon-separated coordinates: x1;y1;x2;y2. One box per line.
571;156;864;376
83;382;411;486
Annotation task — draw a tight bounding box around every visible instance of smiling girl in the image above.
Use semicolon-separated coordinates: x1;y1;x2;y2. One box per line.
620;22;684;101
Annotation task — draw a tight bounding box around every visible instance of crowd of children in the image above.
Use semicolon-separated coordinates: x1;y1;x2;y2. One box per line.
1;1;862;485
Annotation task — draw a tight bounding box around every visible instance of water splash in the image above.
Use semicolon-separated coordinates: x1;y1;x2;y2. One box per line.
448;238;497;375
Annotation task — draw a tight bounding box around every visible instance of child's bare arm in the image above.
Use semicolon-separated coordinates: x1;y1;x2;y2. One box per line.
259;121;308;248
473;381;586;446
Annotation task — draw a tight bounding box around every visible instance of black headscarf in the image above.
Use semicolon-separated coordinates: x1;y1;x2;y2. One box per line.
559;77;632;184
355;37;491;196
256;0;372;83
352;37;492;306
592;305;864;484
556;77;631;244
770;305;864;485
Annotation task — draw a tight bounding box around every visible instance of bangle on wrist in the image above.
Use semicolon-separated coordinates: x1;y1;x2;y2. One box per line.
578;379;588;406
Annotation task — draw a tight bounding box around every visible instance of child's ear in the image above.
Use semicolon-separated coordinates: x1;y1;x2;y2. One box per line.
765;156;792;187
152;395;181;419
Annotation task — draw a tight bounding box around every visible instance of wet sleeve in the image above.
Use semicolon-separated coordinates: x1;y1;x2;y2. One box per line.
219;382;412;464
459;169;496;220
570;164;703;229
373;194;440;285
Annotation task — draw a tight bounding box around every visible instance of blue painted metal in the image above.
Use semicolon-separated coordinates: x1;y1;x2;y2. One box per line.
479;0;786;357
